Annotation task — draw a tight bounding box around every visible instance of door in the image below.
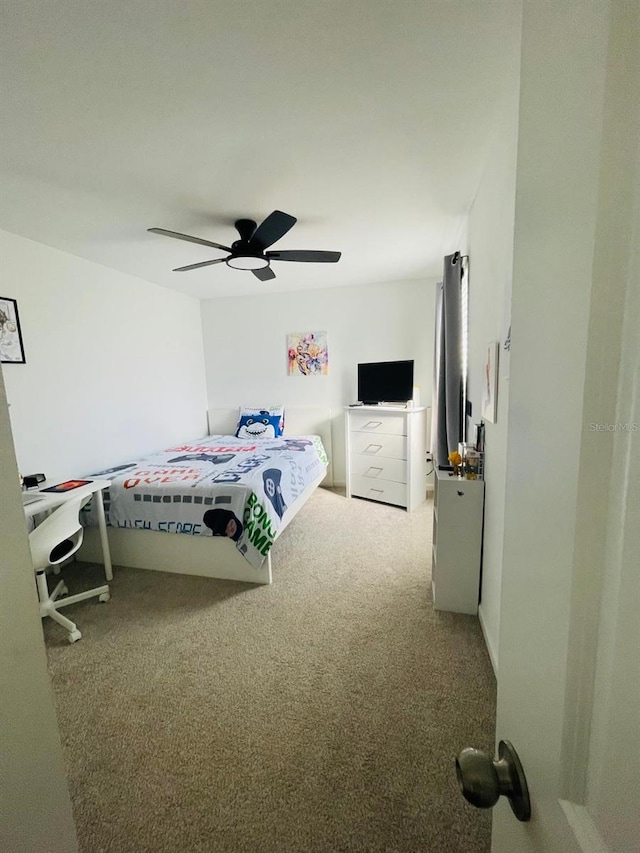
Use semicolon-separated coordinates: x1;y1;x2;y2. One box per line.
492;1;639;850
0;367;79;851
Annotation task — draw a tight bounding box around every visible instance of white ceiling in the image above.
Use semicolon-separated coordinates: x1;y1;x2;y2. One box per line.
0;1;520;299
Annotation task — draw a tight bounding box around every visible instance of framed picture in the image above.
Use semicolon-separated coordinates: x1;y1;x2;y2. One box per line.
287;331;329;376
481;340;499;423
0;297;26;364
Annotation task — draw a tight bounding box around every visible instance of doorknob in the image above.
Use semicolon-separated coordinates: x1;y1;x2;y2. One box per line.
455;739;531;822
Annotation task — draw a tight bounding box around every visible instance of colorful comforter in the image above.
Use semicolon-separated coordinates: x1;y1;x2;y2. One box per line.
82;434;328;569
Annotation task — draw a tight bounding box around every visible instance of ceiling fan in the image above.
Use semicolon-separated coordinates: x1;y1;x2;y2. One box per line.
148;210;341;281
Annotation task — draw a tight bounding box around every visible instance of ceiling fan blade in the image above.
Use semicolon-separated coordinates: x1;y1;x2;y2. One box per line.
252;266;276;281
266;250;341;263
148;228;232;253
173;258;227;272
250;211;297;250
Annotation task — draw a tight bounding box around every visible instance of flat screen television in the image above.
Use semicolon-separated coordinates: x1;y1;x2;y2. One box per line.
357;360;414;405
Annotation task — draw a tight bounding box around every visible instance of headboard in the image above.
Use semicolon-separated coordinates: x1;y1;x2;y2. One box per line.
207;407;334;486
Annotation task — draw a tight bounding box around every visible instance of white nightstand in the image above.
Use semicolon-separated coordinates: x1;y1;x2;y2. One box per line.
431;467;485;613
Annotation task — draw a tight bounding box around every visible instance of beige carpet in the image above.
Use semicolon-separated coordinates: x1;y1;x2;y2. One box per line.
45;487;496;853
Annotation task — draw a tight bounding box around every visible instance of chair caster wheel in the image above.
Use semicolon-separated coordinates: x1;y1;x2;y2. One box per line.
60;585;69;596
99;592;110;603
53;566;61;575
68;630;82;644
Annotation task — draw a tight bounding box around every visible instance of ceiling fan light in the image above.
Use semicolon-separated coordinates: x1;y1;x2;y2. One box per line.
226;254;269;271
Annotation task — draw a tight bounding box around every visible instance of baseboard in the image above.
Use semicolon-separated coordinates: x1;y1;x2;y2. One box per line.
478;603;498;678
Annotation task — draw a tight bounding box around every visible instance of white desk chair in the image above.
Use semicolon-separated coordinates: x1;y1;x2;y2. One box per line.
29;494;110;644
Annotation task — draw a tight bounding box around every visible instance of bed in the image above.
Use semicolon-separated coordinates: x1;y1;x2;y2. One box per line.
78;407;333;584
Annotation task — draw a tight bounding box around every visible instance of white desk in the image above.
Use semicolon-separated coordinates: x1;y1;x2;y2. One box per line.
23;479;113;581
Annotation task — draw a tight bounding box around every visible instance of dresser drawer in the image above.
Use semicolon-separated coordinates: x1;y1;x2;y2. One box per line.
349;432;407;459
349;454;407;484
349;412;407;436
350;475;407;507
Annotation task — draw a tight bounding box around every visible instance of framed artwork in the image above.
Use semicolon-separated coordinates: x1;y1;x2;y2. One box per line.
481;340;499;423
287;331;328;376
0;297;26;364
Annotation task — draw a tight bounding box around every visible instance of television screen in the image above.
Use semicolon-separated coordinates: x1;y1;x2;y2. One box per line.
357;360;414;404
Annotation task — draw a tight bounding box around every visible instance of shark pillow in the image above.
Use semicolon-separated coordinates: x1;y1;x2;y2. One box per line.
235;406;285;440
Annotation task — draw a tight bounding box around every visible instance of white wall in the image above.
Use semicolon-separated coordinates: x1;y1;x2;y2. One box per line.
200;278;436;484
465;58;521;672
1;230;208;481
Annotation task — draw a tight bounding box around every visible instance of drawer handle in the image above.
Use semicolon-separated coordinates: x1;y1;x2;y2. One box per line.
364;444;382;454
369;488;384;497
363;421;383;430
364;466;383;478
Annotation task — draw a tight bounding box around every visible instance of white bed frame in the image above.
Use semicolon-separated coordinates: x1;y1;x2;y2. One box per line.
79;407;333;584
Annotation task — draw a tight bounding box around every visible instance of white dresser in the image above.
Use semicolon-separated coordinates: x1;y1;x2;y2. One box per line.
344;405;427;512
431;467;485;614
